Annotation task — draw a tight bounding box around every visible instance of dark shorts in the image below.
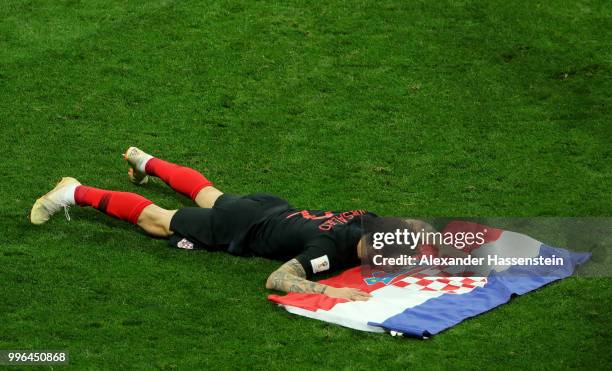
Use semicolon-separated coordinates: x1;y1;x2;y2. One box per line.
168;193;291;253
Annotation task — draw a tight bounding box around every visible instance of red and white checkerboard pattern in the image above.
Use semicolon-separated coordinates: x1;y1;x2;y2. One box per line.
391;267;487;294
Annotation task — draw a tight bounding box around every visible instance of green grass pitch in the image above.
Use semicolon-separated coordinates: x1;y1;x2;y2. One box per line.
1;0;610;369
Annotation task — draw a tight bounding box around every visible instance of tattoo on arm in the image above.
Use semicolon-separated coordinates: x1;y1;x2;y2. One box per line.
266;259;328;295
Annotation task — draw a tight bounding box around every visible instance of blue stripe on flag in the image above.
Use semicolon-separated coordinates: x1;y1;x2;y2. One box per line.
368;246;590;338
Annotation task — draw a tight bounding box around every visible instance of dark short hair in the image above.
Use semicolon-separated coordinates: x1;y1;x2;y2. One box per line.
361;217;418;273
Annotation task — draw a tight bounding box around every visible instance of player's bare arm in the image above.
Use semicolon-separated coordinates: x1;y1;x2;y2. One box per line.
266;259;371;301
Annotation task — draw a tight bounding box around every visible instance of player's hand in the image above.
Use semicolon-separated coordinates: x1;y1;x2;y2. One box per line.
325;287;372;301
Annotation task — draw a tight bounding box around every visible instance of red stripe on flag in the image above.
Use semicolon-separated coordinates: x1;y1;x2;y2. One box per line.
268;267;385;311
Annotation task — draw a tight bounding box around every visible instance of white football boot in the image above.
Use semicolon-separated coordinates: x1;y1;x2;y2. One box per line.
124;146;153;185
30;177;81;225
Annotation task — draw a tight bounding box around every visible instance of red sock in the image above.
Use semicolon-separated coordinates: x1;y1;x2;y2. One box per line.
75;186;153;224
145;158;213;200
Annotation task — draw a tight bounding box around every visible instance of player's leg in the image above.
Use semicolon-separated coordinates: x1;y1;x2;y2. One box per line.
136;204;176;237
30;177;175;238
124;147;223;208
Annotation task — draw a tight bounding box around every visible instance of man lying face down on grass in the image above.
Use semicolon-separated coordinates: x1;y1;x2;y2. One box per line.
30;147;447;301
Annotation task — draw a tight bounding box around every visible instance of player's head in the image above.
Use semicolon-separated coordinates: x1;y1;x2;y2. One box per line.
360;217;420;274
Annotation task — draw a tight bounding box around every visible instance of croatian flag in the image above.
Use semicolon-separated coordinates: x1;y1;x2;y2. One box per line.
268;223;590;338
